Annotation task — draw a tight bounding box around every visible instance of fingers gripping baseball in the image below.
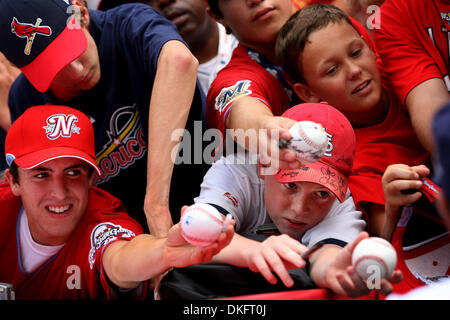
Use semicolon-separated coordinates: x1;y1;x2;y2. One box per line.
334;266;370;297
166;204;235;268
325;232;401;297
258;117;301;171
284;121;328;163
343;234;400;297
180;203;234;247
166;221;235;268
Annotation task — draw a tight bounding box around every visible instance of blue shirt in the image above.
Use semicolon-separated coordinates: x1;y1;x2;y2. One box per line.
8;4;207;229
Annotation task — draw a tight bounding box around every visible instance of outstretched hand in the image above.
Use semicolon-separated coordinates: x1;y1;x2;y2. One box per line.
244;234;308;287
324;232;403;297
165;206;235;268
258;116;303;175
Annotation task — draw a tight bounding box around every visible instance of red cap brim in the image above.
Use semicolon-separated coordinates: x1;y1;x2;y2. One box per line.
20;17;87;93
275;161;348;202
13;146;101;176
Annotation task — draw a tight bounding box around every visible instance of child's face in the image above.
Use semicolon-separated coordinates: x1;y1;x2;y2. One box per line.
217;0;293;46
263;176;336;239
296;21;382;118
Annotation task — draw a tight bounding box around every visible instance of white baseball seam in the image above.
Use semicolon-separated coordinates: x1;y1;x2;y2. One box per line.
181;228;217;244
354;255;389;276
298;123;327;150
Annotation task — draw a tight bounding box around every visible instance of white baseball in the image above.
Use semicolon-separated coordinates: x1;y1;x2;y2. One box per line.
289;121;328;163
352;237;397;280
180;203;224;247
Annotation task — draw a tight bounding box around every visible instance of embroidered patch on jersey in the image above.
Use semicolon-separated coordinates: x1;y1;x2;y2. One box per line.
11;17;52;55
224;192;239;208
43;114;80;140
440;12;450;24
215;80;252;113
88;222;135;269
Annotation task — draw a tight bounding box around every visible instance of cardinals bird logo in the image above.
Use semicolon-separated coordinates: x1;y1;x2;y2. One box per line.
11;17;52;55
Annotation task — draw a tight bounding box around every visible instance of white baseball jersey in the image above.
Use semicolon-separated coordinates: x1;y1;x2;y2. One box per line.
194;153;366;248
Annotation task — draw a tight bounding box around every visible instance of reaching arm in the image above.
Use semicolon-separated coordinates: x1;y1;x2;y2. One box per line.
381;164;430;241
102;221;235;289
362;203;385;237
144;40;198;237
212;233;307;287
362;163;432;237
0;53;20;131
308;232;403;297
405;78;449;154
225;96;301;171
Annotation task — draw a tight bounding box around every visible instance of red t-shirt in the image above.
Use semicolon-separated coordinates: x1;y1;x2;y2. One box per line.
373;0;450;104
349;88;430;214
0;183;146;300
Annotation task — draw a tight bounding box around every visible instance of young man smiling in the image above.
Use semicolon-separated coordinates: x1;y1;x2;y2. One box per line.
0;105;233;299
0;0;200;237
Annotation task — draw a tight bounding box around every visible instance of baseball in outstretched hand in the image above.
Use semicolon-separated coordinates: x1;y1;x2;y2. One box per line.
352;237;397;280
180;203;232;247
279;121;328;163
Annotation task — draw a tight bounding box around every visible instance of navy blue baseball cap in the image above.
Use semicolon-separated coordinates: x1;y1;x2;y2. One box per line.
432;101;450;199
0;0;87;92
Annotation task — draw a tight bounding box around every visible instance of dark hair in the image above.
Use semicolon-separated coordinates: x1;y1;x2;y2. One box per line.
275;4;355;84
8;162;20;184
207;0;223;18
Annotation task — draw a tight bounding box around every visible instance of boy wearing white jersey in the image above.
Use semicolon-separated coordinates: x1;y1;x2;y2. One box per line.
193;103;402;297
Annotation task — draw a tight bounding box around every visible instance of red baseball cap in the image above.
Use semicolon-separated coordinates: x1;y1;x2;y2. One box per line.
275;103;355;202
5;105;100;175
0;0;87;92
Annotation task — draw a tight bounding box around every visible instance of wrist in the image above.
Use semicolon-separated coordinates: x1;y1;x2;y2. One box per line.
161;238;176;270
381;205;401;240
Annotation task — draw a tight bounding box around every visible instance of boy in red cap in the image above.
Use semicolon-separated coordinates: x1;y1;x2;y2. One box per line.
191;103;402;297
0;105;234;299
0;0;201;238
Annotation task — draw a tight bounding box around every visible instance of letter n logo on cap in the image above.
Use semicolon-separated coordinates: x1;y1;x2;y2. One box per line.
43;114;81;140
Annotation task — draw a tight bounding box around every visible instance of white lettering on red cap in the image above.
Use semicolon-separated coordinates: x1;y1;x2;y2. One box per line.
323;132;334;158
43;114;81;140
